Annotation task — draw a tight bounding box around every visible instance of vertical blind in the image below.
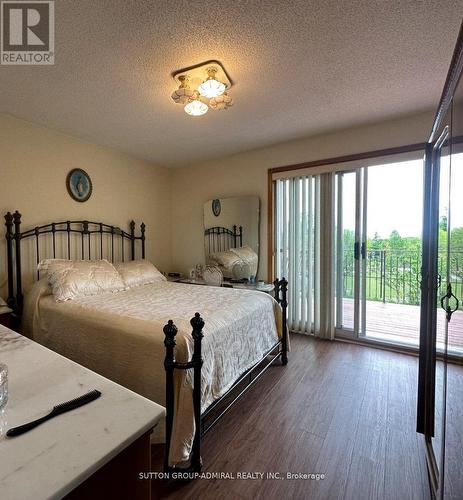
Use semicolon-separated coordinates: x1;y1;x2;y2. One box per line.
275;173;335;338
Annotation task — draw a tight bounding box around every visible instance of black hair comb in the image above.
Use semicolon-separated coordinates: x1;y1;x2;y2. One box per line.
6;389;101;437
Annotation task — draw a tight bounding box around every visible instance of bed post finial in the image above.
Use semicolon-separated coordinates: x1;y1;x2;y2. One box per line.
190;312;204;472
164;319;177;351
5;212;15;310
4;212;13;231
280;278;288;365
140;222;146;259
163;319;177;472
13;211;22;226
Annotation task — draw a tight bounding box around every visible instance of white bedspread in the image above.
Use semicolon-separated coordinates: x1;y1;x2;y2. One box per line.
23;281;281;465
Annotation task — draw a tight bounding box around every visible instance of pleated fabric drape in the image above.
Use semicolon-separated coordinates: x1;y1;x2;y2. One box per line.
275;173;335;339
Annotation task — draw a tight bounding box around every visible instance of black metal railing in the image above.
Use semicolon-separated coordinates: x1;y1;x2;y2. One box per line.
342;249;463;305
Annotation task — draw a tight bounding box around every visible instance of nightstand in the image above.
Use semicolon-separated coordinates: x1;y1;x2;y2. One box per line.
166;273;183;282
175;278;207;286
172;279;274;294
0;306;14;329
229;282;275;294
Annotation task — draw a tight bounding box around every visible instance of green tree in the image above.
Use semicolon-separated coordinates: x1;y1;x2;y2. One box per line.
439;215;448;232
342;229;355;298
370;232;382;252
389;229;404;250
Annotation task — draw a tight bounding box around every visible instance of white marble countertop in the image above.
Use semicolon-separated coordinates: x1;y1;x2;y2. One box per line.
0;325;165;500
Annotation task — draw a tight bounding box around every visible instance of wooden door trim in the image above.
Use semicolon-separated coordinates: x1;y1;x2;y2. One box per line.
268;142;426;176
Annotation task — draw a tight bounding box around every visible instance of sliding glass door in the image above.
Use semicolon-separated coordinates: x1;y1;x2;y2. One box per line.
274;152;426;345
334;160;425;345
334;168;366;337
363;159;424;345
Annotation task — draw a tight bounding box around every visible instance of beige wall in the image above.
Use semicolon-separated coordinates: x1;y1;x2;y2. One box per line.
0;113;172;298
171;110;434;279
0;109;436;299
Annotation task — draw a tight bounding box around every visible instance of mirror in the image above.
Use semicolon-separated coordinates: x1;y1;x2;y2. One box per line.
203;196;260;280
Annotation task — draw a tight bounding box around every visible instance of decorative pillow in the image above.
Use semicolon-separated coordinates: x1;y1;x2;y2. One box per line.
229;246;258;276
207;250;242;278
47;260;125;302
232;261;252;281
202;265;223;287
114;260;166;288
38;258;72;273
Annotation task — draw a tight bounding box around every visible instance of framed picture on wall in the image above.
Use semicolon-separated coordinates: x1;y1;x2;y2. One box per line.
212;199;221;217
66;168;92;202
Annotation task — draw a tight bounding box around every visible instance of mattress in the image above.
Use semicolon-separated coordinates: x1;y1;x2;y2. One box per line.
23;280;282;466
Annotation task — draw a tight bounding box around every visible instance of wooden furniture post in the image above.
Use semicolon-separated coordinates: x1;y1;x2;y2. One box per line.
190;312;204;472
163;319;177;471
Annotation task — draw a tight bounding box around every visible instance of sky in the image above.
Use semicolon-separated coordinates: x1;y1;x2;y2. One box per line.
342;154;463;239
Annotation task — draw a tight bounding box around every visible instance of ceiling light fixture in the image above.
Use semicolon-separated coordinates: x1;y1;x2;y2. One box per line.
184;92;209;116
198;67;226;98
171;60;233;117
171;75;194;104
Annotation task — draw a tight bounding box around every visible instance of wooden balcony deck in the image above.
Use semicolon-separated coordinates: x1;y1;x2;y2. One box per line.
341;299;463;352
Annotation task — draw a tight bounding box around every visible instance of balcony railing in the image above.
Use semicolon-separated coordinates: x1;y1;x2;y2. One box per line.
342;249;463;306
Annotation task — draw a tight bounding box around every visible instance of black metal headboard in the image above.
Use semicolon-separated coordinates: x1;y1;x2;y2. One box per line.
204;225;242;255
4;210;146;315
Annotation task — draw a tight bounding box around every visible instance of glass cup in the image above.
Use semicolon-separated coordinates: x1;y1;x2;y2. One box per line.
0;363;8;410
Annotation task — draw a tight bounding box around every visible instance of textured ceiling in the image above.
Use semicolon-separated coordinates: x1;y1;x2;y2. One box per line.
0;1;461;166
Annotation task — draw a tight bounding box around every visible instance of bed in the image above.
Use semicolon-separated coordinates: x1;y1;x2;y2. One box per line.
4;211;288;472
204;225;259;280
204;224;242;255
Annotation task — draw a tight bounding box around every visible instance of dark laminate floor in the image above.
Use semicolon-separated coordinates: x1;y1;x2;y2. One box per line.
151;334;431;500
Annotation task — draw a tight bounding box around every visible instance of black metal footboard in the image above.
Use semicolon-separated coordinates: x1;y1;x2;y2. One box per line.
163;278;288;473
273;277;288;365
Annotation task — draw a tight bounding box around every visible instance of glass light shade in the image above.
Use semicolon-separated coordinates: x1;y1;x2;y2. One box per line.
198;79;226;98
184;99;208;116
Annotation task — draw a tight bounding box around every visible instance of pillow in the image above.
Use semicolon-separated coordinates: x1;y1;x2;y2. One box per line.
114;260;166;288
47;259;125;302
229;246;258;276
202;265;223;287
232;260;252;280
207;250;242;278
38;258;72;273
